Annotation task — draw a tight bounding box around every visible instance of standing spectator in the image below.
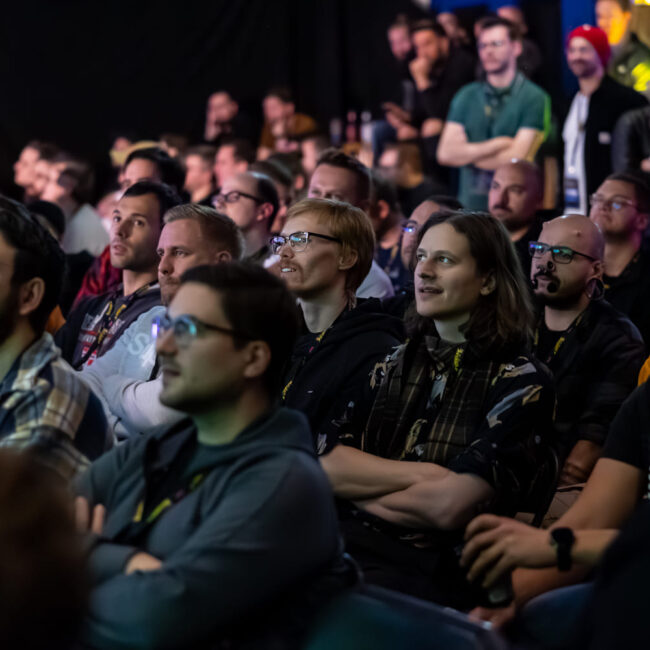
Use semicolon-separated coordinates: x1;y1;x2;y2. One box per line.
596;0;650;98
562;25;646;214
437;16;550;210
612;105;650;174
13;141;58;203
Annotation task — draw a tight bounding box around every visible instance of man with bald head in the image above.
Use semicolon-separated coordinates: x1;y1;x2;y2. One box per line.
530;214;644;487
489;159;544;273
213;170;278;263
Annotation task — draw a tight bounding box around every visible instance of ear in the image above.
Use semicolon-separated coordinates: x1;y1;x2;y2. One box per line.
480;272;496;296
635;212;649;232
256;202;274;223
592;259;604;280
377;199;391;222
242;340;272;381
338;248;358;272
294;175;305;192
213;249;232;264
18;278;45;319
513;39;523;59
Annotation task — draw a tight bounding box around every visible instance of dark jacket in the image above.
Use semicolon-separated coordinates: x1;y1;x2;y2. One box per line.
608;33;650;98
612;105;650;173
55;283;161;369
582;75;647;200
77;408;345;649
283;299;405;454
604;249;650;348
534;299;645;457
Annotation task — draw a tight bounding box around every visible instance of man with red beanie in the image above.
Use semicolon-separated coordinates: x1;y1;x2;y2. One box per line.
563;24;646;214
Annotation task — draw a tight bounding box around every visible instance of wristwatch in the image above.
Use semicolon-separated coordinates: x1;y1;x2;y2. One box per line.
550;527;575;571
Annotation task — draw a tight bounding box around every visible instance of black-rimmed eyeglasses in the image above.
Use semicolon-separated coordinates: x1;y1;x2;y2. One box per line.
269;231;342;254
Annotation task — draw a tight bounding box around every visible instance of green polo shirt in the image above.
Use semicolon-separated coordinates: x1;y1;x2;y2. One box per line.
446;72;551;210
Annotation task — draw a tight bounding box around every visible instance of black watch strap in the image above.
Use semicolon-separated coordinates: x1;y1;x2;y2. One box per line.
550;527;575;571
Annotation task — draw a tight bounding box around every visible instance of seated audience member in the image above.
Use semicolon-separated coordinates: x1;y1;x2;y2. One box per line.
40;153;108;256
496;5;543;79
461;380;650;646
529;214;645;485
300;131;330;180
612;105;650;175
309;148;394;299
437;11;471;50
0;450;88;649
275;198;404;453
0;197;108;479
56;182;181;369
258;87;318;158
79;204;243;439
321;211;554;607
183;144;216;204
74;145;187;309
214;170;278;263
13;140;58;203
589;172;650;344
75;262;348;649
378;142;444;218
120;146;186;195
203;90;258;147
562;25;646;214
250;158;295;232
596;0;650;97
437;16;550;210
159;132;188;159
368;171;409;291
213;136;256;190
488;159;545;274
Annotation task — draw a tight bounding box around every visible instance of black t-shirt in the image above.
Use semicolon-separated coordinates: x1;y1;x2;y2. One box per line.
601;381;650;483
535;325;565;365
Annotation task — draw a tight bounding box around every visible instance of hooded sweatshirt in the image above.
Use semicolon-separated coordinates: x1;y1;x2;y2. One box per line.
77;407;345;649
282;298;405;454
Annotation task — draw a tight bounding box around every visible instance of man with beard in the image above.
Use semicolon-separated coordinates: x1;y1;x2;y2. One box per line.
56;182;181;369
488;159;545;274
529;214;644;486
562;25;646;214
437;16;550;210
0;197;108;479
589;172;650;345
79;204;243;439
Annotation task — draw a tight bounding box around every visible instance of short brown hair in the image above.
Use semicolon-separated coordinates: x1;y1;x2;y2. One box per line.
314;148;372;205
478;15;522;42
284;198;375;296
184;144;217;167
164;204;244;260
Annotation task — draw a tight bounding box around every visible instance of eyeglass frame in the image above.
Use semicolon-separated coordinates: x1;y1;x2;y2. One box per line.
269;231;343;254
401;219;419;234
528;241;598;264
589;193;637;213
477;39;509;51
212;190;264;207
151;313;251;347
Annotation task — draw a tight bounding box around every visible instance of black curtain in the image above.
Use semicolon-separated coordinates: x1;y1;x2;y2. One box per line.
0;0;427;197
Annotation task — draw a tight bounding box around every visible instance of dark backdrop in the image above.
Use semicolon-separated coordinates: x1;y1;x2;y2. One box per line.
0;0;562;197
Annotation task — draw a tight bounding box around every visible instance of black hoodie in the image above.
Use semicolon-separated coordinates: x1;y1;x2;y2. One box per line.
282;298;405;454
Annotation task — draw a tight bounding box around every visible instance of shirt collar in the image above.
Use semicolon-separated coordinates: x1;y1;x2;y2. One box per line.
0;333;59;394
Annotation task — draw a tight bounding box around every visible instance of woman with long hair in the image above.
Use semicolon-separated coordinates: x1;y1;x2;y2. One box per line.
321;210;555;607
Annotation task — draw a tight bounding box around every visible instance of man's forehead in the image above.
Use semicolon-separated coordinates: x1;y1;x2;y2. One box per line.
597;179;635;198
222;173;254;193
541;219;587;244
411;200;440;223
160;219;203;246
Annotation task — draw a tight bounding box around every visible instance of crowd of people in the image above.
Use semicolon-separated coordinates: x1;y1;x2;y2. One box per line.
2;2;650;648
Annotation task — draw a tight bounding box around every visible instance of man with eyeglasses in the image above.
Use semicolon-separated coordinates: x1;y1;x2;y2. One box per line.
437;16;550;210
530;214;644;489
589;173;650;345
212;170;278;264
75;262;351;648
562;25;646;215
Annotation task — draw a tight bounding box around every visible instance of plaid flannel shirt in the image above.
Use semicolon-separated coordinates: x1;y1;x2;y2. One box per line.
0;333;109;480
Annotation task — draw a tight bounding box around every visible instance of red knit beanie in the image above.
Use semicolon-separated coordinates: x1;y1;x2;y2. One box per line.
567;25;611;68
